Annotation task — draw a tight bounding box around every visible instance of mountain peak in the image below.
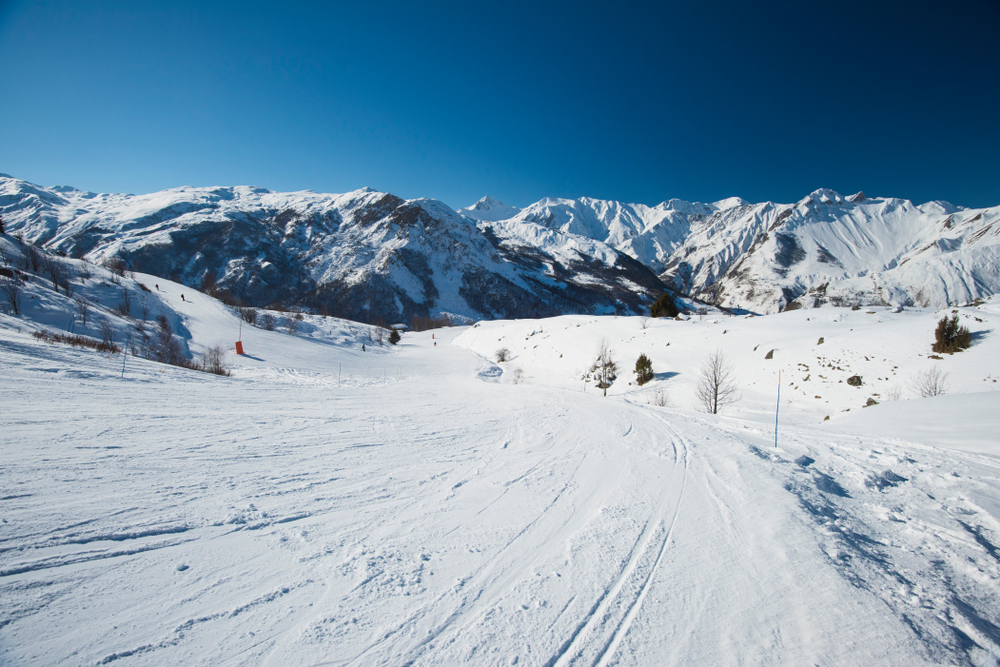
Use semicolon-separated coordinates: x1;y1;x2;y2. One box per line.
460;196;522;222
472;195;505;211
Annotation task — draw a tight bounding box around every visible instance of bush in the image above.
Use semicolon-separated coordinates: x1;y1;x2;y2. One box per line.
912;366;948;398
932;314;971;354
634;353;654;386
588;338;618;397
650;292;679;318
495;347;511;362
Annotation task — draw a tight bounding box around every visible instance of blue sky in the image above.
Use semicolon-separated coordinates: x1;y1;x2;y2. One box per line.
2;0;998;209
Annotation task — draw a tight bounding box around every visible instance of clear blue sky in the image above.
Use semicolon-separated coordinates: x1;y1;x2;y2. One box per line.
2;0;998;209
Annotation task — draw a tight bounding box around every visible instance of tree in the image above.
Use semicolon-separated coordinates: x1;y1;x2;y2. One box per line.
696;350;740;414
634;353;654;386
1;277;22;315
932;314;971;354
912;366;948;398
260;312;277;331
389;328;401;345
589;338;619;397
495;347;511;362
650;292;679;318
74;295;90;325
0;214;5;235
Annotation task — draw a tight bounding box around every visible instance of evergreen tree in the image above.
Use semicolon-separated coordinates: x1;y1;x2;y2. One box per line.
389;328;401;345
634;353;654;386
650;292;679;318
932;314;971;353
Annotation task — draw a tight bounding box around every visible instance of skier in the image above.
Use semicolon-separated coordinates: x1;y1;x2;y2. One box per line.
362;344;366;352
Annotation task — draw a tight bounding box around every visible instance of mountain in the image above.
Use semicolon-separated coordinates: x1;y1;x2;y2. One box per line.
3;173;998;318
458;196;522;222
0;176;667;323
494;189;1000;313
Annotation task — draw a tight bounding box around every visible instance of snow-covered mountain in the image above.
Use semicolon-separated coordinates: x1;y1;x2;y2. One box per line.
458;195;522;222
0;175;666;323
3;172;999;318
490;189;1000;313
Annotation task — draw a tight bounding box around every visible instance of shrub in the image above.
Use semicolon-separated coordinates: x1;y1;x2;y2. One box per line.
200;345;231;376
32;329;119;354
649;389;670;407
588;338;618;397
932;314;971;354
495;347;511;362
634;353;654;386
912;367;948;398
650;292;679;318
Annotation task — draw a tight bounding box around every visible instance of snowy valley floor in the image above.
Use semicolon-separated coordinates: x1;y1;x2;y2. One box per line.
2;310;1000;666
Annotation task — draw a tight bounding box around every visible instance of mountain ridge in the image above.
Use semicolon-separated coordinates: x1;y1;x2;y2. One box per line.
3;174;998;320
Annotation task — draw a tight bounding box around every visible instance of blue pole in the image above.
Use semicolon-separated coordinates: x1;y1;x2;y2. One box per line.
121;333;130;379
774;370;780;448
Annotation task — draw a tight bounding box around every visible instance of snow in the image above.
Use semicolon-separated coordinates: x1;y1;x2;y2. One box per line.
2;244;1000;665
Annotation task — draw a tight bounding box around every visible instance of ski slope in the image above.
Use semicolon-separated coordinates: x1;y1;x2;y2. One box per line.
2;277;1000;665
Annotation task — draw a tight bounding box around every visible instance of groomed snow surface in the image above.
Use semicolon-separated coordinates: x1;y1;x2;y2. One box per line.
2;269;1000;665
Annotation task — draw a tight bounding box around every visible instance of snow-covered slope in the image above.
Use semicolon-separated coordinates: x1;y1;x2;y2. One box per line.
2;261;1000;664
0;176;667;323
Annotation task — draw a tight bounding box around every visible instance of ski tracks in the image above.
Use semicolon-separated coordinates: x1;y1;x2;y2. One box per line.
549;413;690;667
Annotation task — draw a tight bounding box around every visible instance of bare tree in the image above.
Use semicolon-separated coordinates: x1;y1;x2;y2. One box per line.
284;316;299;334
201;345;230;376
46;259;66;295
649;389;671;407
495;347;511;362
260;312;277;331
78;262;92;282
98;318;117;348
118;288;132;316
911;366;948;398
885;385;903;401
23;242;44;272
74;295;90;324
62;266;76;297
1;277;22;315
696;349;740;414
589;338;619;397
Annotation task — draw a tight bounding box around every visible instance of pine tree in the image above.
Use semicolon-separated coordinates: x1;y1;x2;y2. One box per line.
650;292;679;318
634;353;654;386
932;314;971;353
389;328;401;345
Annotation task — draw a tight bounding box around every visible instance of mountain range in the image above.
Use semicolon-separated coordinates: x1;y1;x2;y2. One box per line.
3;173;998;322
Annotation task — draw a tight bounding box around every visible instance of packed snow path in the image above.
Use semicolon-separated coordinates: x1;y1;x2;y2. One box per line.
2;326;999;666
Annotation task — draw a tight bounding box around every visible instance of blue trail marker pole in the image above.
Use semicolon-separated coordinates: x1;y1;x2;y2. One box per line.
774;370;781;448
121;333;130;379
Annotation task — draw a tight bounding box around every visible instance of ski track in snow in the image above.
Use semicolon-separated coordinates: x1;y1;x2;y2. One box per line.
2;309;1000;666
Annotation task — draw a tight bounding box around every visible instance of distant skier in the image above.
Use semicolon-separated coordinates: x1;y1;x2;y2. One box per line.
362;344;366;352
181;294;185;302
155;284;159;290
